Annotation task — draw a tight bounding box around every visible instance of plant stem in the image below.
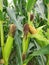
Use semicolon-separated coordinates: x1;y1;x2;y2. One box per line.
0;0;3;11
28;12;30;24
47;4;49;65
46;55;49;65
4;61;8;65
0;21;4;57
47;4;49;25
0;0;4;57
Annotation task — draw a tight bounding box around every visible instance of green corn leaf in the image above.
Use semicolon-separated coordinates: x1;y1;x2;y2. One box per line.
31;33;49;47
43;0;49;25
24;44;49;64
0;0;4;21
3;0;8;7
0;0;3;11
45;29;49;39
30;25;49;47
13;0;17;6
46;55;49;65
0;10;4;21
14;31;23;65
43;0;49;5
26;0;37;12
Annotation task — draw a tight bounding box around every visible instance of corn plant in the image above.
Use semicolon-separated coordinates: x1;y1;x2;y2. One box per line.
0;0;49;65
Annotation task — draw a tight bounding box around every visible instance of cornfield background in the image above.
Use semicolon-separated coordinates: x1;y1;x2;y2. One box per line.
0;0;49;65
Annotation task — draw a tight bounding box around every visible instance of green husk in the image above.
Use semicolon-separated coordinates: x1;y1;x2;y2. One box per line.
31;32;49;47
3;35;14;65
22;33;30;54
3;24;16;65
4;35;13;61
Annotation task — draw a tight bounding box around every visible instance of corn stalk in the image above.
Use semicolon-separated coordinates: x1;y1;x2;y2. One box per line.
47;4;49;25
22;0;37;65
0;22;4;56
0;0;3;11
46;3;49;65
0;0;4;61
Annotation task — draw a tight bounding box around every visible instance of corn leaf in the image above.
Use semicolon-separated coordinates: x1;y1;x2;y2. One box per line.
0;0;3;11
43;0;49;5
27;0;37;12
14;31;23;65
13;0;17;6
7;7;23;32
3;0;8;7
0;11;4;21
25;44;49;64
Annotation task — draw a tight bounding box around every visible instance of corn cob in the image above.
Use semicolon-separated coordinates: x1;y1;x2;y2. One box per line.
3;24;16;65
29;25;49;65
22;24;30;62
